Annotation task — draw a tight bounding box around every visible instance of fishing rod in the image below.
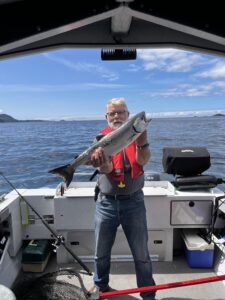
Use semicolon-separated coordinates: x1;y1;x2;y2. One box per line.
0;171;92;276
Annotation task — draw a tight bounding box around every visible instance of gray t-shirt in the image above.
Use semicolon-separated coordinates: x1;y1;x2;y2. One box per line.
98;151;144;195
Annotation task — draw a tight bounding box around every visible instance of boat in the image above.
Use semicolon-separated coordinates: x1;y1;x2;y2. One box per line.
1;1;225;299
1;147;225;299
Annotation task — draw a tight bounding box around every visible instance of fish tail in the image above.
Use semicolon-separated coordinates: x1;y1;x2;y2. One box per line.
49;164;75;187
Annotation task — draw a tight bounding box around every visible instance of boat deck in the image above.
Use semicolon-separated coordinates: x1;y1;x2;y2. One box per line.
83;259;224;300
23;253;224;300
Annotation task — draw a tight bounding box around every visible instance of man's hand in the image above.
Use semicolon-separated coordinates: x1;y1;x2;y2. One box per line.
90;147;107;167
136;130;150;166
136;130;148;146
90;147;113;173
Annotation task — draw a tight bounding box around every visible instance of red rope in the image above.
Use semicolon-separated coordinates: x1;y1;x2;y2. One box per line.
100;274;225;298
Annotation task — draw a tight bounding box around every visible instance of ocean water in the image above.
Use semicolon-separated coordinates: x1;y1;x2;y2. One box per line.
0;117;225;194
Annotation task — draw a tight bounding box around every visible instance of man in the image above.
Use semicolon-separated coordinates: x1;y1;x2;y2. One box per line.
90;98;156;300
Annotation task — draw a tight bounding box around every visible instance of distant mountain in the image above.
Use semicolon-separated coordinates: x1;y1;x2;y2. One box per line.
0;114;18;122
0;113;46;123
213;113;225;117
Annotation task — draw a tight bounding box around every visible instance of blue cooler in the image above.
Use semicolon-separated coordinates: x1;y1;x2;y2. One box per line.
182;229;214;268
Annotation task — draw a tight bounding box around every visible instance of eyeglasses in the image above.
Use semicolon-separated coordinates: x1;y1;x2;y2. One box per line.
106;110;128;117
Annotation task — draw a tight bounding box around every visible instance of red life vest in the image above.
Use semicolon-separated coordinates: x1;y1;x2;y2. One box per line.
100;126;143;181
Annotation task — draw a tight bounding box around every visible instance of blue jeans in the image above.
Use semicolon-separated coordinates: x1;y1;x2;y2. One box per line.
94;190;156;299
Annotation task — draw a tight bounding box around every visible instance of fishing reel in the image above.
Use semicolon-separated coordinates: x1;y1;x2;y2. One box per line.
52;235;65;252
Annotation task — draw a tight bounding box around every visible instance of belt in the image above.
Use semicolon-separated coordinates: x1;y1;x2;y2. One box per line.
101;190;141;200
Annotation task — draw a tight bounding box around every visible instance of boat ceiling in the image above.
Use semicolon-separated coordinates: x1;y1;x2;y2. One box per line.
1;0;225;59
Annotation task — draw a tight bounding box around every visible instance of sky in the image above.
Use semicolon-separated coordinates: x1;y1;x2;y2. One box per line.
0;48;225;120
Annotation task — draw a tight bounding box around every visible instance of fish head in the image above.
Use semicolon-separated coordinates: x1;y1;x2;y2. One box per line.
132;111;151;133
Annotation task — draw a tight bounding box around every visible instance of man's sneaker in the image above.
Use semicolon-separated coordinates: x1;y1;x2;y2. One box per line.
87;285;111;296
99;285;111;293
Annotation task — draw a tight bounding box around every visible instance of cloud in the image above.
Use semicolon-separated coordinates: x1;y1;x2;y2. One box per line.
49;114;105;121
43;53;119;81
137;49;207;72
143;81;225;98
0;84;48;92
136;47;225;100
83;83;127;89
0;82;127;93
148;109;225;118
196;61;225;78
127;63;142;72
45;109;225;120
137;48;225;82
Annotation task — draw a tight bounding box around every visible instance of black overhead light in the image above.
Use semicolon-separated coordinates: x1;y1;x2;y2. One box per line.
101;49;137;60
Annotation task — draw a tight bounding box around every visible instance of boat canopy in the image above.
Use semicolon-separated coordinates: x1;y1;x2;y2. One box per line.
0;0;225;59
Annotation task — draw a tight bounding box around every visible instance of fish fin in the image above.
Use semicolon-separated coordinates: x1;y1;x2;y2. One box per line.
147;117;152;124
95;134;105;141
49;164;74;187
89;169;99;181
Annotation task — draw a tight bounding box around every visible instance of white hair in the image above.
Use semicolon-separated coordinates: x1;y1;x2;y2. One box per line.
106;97;128;110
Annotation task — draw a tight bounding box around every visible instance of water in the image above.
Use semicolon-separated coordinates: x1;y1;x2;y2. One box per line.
0;117;225;194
